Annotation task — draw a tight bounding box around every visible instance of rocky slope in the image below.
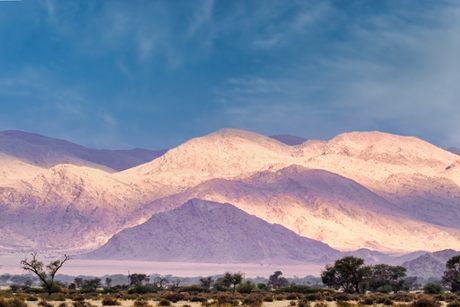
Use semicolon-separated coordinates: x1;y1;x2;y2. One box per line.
82;199;342;263
1;128;460;255
402;249;460;279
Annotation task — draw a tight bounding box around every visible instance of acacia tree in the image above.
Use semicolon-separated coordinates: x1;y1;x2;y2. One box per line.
222;271;244;293
128;273;149;286
321;256;372;293
21;252;71;295
268;271;289;289
442;255;460;293
369;264;407;292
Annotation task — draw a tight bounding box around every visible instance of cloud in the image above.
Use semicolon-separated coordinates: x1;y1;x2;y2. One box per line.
210;1;460;147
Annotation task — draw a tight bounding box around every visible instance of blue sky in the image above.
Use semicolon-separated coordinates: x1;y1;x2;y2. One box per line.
1;0;460;150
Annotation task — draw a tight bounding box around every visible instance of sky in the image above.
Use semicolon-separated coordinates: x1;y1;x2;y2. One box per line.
1;0;460;150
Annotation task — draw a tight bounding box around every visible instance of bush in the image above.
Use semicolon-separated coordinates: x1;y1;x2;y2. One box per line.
285;293;301;300
129;286;158;294
101;296;121;306
191;296;207;302
333;293;352;301
298;300;310;307
410;295;441;307
237;281;256;294
304;294;321;301
6;298;27;307
157;299;171;306
314;303;328;307
277;285;332;295
263;294;274;302
447;301;460;307
133;299;152;307
390;293;415;302
26;296;39;302
49;293;67;301
360;297;374;305
162;292;184;303
72;296;85;302
383;298;394;305
336;301;358;307
242;294;263;307
423;283;444;295
179;285;208;293
274;294;285;301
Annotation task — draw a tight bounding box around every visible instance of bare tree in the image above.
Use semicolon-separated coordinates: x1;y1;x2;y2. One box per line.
21;252;71;295
153;276;169;288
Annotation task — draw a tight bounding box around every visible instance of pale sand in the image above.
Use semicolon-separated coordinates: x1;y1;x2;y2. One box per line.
0;253;323;277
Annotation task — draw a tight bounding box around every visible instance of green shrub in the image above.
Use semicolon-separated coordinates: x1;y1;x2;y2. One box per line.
236;281;256;294
423;283;444;295
26;296;39;302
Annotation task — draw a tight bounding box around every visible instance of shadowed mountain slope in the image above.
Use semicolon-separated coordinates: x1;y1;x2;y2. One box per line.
0;130;167;171
269;134;308;146
137;166;460;253
82;199;341;263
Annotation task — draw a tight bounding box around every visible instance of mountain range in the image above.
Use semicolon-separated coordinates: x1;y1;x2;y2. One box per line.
1;129;460;269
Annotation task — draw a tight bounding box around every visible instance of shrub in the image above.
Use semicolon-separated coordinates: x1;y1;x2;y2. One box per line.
336;301;358;307
304;294;321;301
447;301;460;307
58;303;68;307
290;302;296;306
257;284;267;291
162;292;184;303
275;294;285;301
236;281;256;294
191;296;207;302
333;293;352;301
217;293;236;306
72;296;85;302
314;303;328;307
133;299;152;307
26;296;39;302
179;285;208;293
298;300;310;307
391;293;415;302
7;298;27;307
423;283;444;295
377;285;393;294
49;293;67;301
101;296;121;306
285;293;301;300
157;299;171;306
383;298;394;305
360;297;374;305
129;286;158;294
242;294;263;307
410;295;441;307
263;294;274;302
72;302;96;307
